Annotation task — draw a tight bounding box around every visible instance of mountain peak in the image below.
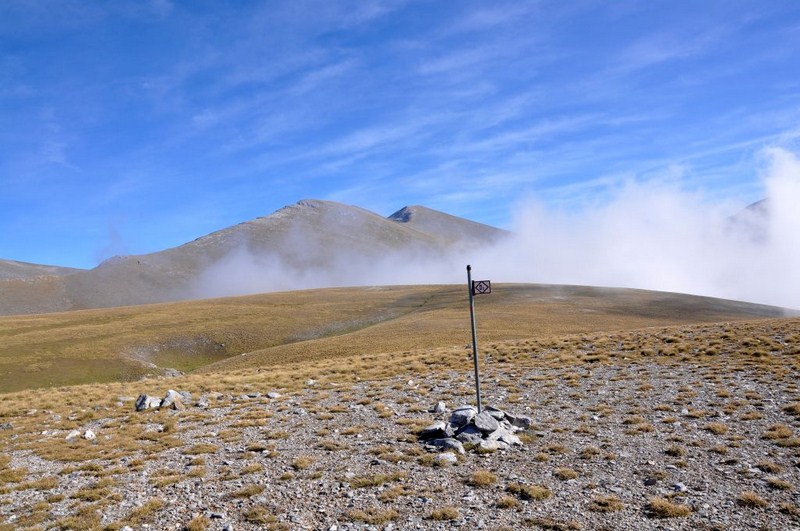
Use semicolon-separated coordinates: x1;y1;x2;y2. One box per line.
388;205;508;245
0;200;507;315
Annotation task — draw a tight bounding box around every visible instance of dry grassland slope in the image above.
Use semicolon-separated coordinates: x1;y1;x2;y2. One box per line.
0;283;788;393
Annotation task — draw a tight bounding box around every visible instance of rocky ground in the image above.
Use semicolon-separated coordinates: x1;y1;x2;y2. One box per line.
1;349;799;531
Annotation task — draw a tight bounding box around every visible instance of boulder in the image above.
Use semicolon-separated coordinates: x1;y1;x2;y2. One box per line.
486;426;522;446
474;411;501;434
419;421;448;440
454;424;483;445
267;392;281;399
84;429;96;440
450;405;477;427
506;413;533;429
427;438;465;455
430;401;447;414
485;405;507;420
160;390;182;408
478;440;508;452
135;394;161;411
65;429;81;441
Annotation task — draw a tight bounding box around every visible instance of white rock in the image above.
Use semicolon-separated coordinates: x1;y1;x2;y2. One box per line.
430;401;447;414
84;429;96;440
437;452;458;466
160;389;181;408
65;429;81;440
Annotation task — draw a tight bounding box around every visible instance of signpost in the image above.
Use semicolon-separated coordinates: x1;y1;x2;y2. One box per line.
467;265;490;413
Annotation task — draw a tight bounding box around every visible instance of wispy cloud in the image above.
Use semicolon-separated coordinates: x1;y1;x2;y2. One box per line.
3;1;800;271
445;1;541;34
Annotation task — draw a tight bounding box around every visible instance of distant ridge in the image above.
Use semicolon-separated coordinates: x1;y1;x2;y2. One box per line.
0;200;507;315
0;259;83;281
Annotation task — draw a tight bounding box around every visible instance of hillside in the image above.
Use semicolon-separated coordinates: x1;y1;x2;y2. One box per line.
0;259;82;281
0;200;507;316
0;283;787;393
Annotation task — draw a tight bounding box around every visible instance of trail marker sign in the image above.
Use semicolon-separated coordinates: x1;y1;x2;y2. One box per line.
466;265;490;413
472;280;491;295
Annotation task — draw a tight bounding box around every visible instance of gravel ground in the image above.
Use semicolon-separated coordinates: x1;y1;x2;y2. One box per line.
2;353;799;531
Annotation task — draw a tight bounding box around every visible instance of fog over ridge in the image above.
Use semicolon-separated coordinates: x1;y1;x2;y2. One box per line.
193;148;800;310
473;147;800;309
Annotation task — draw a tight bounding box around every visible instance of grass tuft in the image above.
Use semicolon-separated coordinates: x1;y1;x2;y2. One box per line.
589;495;624;512
467;469;497;487
507;482;552;501
736;490;768;508
646;497;692;518
347;507;399;524
428;506;460;521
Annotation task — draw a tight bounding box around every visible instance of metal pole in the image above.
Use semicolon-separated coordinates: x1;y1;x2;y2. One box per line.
467;265;483;413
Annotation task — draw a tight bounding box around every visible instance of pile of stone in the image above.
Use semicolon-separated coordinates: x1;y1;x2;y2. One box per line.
135;389;191;411
419;404;532;454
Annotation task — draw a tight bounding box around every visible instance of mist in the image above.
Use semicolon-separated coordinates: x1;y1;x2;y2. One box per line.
193;147;800;310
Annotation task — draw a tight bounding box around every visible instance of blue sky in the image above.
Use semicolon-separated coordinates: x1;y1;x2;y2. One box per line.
2;0;800;270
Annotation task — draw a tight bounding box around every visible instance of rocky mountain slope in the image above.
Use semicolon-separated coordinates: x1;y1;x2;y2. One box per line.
0;200;506;315
388;205;509;248
0;259;82;281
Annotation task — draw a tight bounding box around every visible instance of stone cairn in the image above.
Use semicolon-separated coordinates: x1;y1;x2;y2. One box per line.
418;403;532;457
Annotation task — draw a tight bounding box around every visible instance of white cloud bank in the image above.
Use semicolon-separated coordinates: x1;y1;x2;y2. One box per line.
473;147;800;309
193;147;800;310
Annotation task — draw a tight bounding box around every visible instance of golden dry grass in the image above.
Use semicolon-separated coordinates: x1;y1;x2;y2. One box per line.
0;283;787;392
589;495;624;512
467;469;498;487
647;497;692;517
737;491;768;508
507;483;552;501
428;506;460;520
